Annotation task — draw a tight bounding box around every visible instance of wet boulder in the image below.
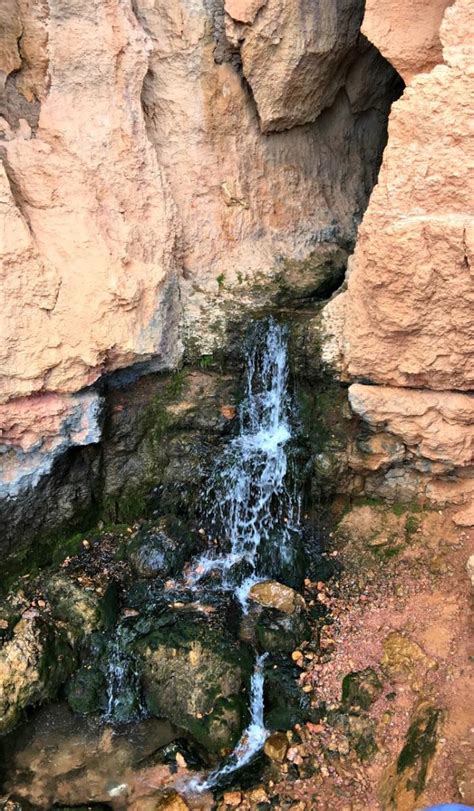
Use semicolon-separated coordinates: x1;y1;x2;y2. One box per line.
0;614;73;734
249;581;310;654
128;516;199;579
135;612;253;754
263;654;312;730
43;574;118;640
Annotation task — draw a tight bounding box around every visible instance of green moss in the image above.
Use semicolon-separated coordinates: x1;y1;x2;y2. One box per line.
342;668;383;711
397;704;441;796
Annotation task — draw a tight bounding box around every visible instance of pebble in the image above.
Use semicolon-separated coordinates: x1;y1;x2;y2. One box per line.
223;791;242;807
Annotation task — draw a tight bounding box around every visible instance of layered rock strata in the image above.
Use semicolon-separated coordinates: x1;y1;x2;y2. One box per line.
324;0;474;511
0;0;402;512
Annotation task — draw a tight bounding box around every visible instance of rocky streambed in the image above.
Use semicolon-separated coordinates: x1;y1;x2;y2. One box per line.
1;319;473;811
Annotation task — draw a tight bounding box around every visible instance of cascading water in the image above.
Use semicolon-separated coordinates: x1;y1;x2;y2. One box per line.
185;318;302;791
187;653;268;793
190;317;300;604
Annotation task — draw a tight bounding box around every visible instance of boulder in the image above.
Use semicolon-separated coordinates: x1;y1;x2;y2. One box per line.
128;517;198;579
136;614;253;753
0;614;73;733
341;667;383;710
249;581;310;654
249;581;305;614
43;574;118;639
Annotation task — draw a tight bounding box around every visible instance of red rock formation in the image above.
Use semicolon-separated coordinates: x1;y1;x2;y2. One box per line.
325;0;474;513
1;0;399;499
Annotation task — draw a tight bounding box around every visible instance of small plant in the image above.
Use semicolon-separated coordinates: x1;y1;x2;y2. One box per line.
216;273;225;290
199;354;214;369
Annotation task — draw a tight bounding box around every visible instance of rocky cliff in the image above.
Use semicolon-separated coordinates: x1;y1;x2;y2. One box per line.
323;0;474;519
0;0;472;536
1;0;401;509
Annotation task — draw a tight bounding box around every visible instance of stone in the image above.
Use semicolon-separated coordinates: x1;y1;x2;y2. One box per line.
43;574;117;639
454;504;474;527
381;631;437;691
136;616;252;753
341;668;383;711
466;556;474;589
223;790;242;806
225;0;365;132
128;517;198;579
153;791;189;811
249;581;305;614
264;731;289;763
349;385;474;471
0;615;73;733
255;601;310;655
362;0;453;82
379;701;442;807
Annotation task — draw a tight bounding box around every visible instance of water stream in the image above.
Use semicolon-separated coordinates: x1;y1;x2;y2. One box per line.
189;318;299;604
185;318;301;789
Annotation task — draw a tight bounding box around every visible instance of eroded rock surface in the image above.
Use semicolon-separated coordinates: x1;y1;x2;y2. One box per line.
0;0;402;514
324;0;474;506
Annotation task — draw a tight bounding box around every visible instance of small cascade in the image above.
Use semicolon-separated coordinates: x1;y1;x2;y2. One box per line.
187;653;268;793
190;318;300;601
103;626;145;724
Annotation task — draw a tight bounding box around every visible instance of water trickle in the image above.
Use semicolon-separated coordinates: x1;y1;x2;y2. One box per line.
187;653;268;793
104;625;145;724
190;318;300;603
185;318;303;790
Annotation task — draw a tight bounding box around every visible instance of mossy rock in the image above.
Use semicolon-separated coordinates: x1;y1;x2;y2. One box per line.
135;614;253;753
342;668;383;711
66;665;107;716
43;574;118;640
0;616;74;734
380;701;442;807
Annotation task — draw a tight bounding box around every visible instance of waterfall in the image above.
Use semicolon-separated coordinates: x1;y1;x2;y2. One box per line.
190;318;299;602
185;318;301;791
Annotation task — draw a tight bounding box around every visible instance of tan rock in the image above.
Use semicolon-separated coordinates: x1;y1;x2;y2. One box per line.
225;0;364;132
349;385;474;470
362;0;453;82
249;581;305;614
154;791;189;811
381;631;437;691
264;731;289;763
222;790;242;807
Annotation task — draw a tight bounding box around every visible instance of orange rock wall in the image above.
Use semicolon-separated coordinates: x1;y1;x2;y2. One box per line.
325;0;474;512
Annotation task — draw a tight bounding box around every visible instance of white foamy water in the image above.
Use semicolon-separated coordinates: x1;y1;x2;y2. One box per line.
186;653;268;793
189;319;298;604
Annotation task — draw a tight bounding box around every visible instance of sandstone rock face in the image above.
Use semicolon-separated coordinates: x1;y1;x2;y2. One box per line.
324;0;474;505
362;0;454;82
225;0;365;132
0;0;402;512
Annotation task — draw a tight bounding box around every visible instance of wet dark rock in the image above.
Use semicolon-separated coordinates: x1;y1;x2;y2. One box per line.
341;667;383;711
66;664;107;716
255;529;307;590
255;609;310;655
264;655;311;731
135;612;253;753
127;516;199;579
